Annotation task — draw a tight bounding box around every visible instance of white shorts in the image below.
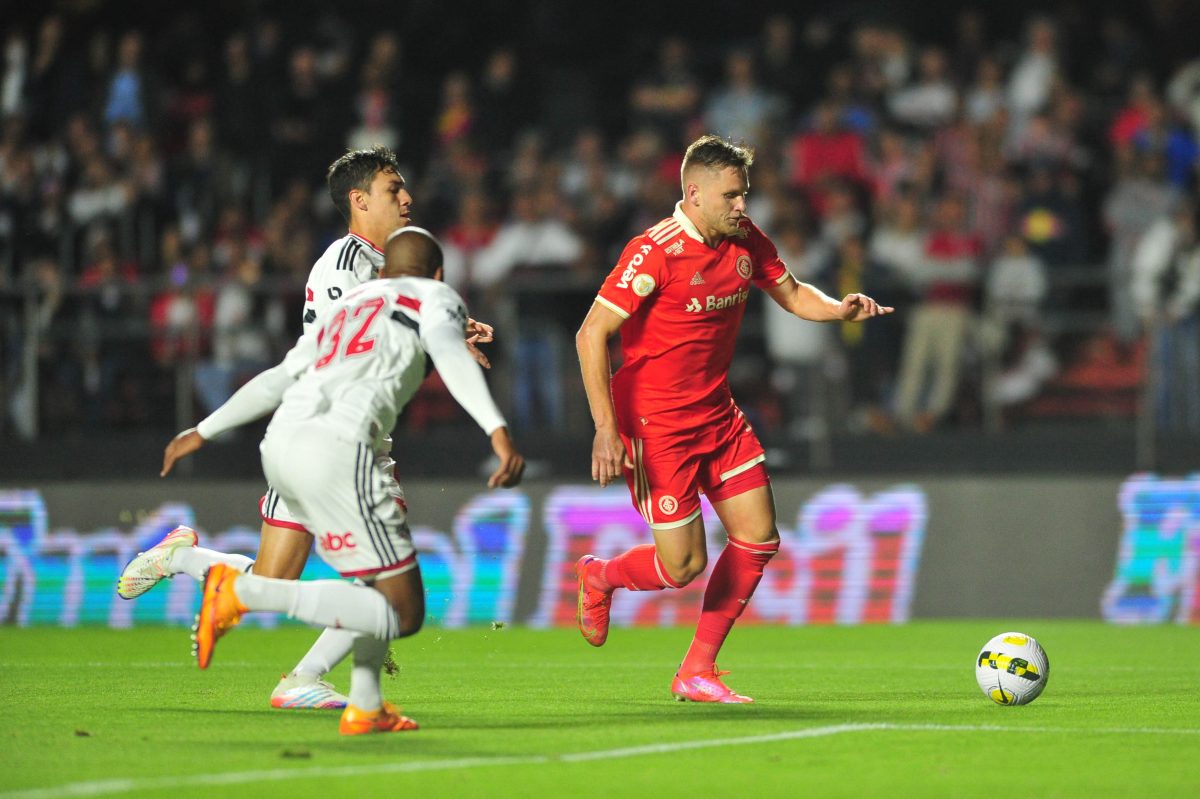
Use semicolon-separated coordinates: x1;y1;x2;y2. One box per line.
260;460;406;534
260;422;416;579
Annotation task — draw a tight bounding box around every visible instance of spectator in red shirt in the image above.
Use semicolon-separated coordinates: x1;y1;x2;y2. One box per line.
893;194;982;432
1109;74;1158;147
149;243;215;365
788;101;869;216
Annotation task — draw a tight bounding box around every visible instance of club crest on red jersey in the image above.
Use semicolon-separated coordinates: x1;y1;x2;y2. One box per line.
735;255;752;279
658;495;678;515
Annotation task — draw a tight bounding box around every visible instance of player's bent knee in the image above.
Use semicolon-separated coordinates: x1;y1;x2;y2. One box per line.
395;614;424;639
669;566;704;586
379;586;424;638
662;554;707;586
391;596;425;638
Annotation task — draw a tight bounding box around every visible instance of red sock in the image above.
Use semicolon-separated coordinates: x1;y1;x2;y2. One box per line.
597;544;681;592
680;536;779;675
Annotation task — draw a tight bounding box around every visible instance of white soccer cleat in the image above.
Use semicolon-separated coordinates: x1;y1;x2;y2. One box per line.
116;525;198;599
270;673;349;710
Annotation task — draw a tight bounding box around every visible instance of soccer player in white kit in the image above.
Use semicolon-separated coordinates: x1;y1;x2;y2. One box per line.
189;227;524;734
118;146;492;709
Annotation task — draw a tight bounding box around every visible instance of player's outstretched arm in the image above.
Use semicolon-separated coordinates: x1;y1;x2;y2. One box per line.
186;333;318;448
766;278;894;323
421;305;516;476
487;427;525;488
576;302;626;487
161;428;205;476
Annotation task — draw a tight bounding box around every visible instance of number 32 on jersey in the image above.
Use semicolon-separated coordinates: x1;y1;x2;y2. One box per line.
315;297;386;369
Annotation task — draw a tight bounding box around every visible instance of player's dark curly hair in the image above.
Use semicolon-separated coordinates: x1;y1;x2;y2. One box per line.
326;145;401;223
680;135;755;189
384;226;444;278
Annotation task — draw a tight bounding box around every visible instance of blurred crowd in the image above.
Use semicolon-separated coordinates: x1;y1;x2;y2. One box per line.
1;3;1199;440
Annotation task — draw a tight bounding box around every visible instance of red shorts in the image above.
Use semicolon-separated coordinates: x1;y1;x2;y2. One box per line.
620;405;769;530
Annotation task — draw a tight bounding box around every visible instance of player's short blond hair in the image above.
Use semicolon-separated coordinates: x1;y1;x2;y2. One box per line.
681;135;755;192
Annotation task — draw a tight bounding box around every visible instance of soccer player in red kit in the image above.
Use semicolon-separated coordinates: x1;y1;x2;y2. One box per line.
575;135;893;703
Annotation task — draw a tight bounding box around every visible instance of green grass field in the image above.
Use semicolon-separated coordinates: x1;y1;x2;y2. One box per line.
0;622;1197;798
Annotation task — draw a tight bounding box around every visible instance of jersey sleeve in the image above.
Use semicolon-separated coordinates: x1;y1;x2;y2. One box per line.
195;331;317;440
594;237;669;319
418;285;508;435
746;221;792;290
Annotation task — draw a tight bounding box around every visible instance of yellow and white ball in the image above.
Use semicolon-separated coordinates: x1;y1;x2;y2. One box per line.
975;632;1049;706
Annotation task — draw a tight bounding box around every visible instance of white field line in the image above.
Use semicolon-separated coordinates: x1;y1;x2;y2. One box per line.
2;662;1197;673
2;723;1199;799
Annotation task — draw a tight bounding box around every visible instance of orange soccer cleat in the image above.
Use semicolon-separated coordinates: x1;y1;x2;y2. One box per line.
339;701;420;735
192;563;248;670
670;666;754;704
575;555;613;647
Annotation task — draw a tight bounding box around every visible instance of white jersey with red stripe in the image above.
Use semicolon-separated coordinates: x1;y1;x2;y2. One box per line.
196;233;408;533
302;232;386;331
266;276;507;446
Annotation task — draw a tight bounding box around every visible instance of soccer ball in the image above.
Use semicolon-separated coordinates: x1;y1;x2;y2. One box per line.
975;631;1049;706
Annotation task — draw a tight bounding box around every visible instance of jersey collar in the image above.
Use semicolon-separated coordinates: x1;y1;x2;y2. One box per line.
348;231;385;255
672;202;707;244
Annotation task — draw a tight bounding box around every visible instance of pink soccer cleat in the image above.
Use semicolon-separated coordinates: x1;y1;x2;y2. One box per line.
671;666;754;704
575;555;613;647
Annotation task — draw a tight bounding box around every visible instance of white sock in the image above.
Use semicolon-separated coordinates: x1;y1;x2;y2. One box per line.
292;627;357;679
234;574;401;639
169;547;254;582
348;634;388;711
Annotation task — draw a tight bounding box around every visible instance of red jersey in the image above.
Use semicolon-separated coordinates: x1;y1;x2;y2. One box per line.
596;203;791;436
923;230;982;305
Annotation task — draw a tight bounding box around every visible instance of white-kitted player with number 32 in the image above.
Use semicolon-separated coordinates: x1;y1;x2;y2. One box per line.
178;228;524;735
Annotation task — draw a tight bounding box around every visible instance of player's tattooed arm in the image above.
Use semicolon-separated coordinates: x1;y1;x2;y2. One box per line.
161;428;205;477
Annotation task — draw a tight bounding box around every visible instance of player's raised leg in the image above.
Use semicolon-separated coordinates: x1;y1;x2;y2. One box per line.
117;525;253;599
192;556;424;731
576;516;706;646
576;437;703;646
